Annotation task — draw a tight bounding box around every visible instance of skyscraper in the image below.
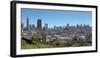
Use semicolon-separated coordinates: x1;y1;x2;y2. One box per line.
44;23;48;31
26;16;29;31
77;24;79;28
37;19;42;30
67;24;69;27
37;19;43;41
32;24;35;31
29;24;32;31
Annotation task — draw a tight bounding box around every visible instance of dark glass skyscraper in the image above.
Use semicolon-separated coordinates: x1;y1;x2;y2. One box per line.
37;19;42;30
26;16;29;31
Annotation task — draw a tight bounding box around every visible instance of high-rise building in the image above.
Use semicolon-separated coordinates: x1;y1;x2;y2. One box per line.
29;24;32;31
26;16;29;31
44;23;48;31
32;24;35;30
80;24;82;27
77;24;79;28
54;25;56;29
37;19;42;30
37;19;43;40
67;24;69;27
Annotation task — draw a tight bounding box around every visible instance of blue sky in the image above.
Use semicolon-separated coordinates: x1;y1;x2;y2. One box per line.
21;8;92;28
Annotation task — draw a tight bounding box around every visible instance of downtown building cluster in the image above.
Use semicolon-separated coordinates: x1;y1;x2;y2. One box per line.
21;17;92;47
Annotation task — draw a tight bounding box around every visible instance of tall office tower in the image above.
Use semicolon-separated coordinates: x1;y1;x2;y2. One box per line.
67;24;69;27
32;24;35;31
77;24;79;28
26;16;29;31
37;19;42;30
83;24;86;28
37;19;43;41
80;24;82;27
54;25;56;29
44;23;48;31
29;24;32;31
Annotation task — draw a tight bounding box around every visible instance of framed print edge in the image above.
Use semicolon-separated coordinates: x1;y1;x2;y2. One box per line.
10;1;16;57
10;1;98;57
96;6;98;52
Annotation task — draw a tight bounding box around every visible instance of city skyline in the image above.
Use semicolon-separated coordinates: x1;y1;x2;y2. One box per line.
21;8;92;28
